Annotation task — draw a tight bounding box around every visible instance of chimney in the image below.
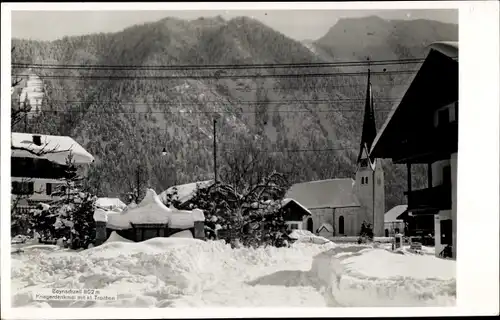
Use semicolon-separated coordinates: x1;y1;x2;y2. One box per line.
32;135;42;146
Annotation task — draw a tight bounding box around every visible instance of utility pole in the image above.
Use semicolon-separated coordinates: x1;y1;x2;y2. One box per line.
213;118;217;183
136;164;141;203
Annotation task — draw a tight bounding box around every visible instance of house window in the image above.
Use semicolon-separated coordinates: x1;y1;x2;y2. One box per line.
288;223;299;230
365;177;369;184
46;183;52;196
438;108;450;127
12;181;34;195
338;216;345;234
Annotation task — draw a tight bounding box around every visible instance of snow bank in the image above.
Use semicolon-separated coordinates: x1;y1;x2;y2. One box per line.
342;248;455;280
170;230;194;238
11;238;455;308
105;231;133;244
289;230;332;245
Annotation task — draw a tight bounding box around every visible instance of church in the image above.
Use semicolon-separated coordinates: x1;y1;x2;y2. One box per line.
285;69;386;237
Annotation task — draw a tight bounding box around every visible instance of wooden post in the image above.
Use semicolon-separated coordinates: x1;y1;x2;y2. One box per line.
95;221;107;246
194;221;205;240
213;119;217;183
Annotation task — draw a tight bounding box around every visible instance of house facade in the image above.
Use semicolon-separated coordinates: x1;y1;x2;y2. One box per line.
11;132;94;209
370;42;458;259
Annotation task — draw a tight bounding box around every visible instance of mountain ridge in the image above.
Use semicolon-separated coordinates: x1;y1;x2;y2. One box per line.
11;15;458;208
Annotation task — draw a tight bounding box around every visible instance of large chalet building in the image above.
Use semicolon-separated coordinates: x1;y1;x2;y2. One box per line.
370;41;459;259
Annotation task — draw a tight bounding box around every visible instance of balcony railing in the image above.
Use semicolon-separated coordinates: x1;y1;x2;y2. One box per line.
393;121;458;164
404;184;452;212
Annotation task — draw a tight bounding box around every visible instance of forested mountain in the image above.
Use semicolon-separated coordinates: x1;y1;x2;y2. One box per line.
11;15;458;209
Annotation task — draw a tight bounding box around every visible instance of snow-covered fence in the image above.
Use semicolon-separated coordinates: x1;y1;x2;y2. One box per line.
327;236;394;244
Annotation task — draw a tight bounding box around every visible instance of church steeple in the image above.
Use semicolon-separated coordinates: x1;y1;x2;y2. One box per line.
357;66;377;166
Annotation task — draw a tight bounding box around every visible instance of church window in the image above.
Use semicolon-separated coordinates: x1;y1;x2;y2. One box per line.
338;216;345;235
365;177;369;184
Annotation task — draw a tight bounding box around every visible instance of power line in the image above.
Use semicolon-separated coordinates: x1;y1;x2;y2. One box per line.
220;147;358;153
35;80;408;92
32;108;395;115
38;97;400;105
11;57;428;71
13;69;417;80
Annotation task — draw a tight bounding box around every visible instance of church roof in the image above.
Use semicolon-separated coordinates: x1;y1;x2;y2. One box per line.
285;178;360;210
384;205;408;223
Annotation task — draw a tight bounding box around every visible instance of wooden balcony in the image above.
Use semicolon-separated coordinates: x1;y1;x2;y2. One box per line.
404;184;452;212
392;121;458;164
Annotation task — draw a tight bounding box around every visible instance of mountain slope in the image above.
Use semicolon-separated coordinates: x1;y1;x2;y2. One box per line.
11;15;456;209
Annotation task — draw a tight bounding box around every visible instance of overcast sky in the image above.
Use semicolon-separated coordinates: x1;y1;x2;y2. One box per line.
12;9;458;42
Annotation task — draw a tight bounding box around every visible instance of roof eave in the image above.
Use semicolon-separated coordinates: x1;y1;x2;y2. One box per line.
308;204;361;210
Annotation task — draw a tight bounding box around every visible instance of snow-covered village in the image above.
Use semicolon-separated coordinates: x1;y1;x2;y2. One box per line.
6;6;477;311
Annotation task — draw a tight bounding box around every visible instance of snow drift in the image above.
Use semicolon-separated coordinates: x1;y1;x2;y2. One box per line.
11;237;456;308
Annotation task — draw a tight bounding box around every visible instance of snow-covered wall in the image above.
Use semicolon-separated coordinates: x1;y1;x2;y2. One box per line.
94;189;206;243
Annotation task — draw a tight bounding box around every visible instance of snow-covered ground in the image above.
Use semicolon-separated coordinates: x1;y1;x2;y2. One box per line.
10;237;455;308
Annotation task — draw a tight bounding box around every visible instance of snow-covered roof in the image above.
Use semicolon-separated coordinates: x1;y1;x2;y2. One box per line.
159;180;214;205
96;197;126;210
103;189;206;230
11;132;94;165
281;198;312;215
285;179;360;209
384;205;408;223
93;209;108;223
317;223;334;233
106;189;172;228
428;41;459;58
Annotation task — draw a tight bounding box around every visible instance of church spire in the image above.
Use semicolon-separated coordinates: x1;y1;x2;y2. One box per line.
357;65;377;165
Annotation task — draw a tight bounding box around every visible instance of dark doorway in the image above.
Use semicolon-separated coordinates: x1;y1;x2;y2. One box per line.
307;218;313;233
440;219;452;245
338;216;345;235
385;229;389;237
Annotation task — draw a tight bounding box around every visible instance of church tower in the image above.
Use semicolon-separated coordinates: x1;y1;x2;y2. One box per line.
354;68;386;237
